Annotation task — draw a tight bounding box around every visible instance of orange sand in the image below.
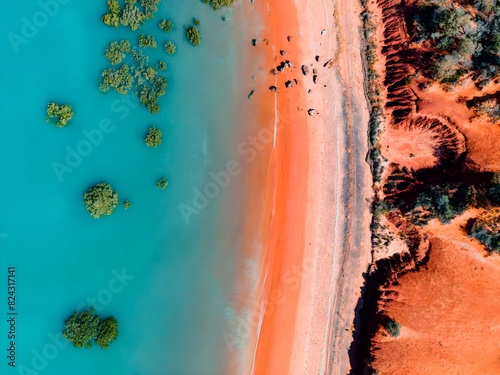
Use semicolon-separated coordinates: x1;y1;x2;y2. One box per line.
248;2;308;374
227;0;373;374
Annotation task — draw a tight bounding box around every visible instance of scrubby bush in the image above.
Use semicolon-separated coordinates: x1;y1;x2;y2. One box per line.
145;126;162;147
83;182;118;218
186;26;201;46
414;1;500;87
411;183;473;223
156;177;168;189
414;4;472;51
469;209;500;254
138;34;157;48
123;200;131;209
193;18;200;25
488;173;500;205
104;40;131;65
63;309;118;349
473;99;500;123
46;102;74;128
385;319;401;337
431;53;465;85
159;19;174;32
165;41;176;55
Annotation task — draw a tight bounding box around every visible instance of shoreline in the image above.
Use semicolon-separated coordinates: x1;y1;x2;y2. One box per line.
233;0;373;374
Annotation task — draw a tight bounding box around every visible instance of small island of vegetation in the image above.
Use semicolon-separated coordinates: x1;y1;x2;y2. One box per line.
63;309;118;349
186;26;201;46
145;126;162;147
159;19;174;33
102;0;161;31
156;177;168;190
205;0;234;10
165;41;176;55
46;102;74;128
83;182;118;218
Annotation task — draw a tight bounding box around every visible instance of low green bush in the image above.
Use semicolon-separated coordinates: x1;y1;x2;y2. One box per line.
83;182;118;218
156;177;168;190
145;126;162;147
63;309;118;349
46;102;74;128
186;26;201;46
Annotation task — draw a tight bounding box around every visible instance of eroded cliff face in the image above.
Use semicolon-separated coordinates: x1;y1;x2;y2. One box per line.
353;0;500;373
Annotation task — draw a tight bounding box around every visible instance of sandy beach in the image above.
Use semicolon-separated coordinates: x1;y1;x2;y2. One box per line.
232;0;373;373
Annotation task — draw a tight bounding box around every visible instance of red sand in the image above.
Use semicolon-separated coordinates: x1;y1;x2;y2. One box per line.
247;2;309;374
228;0;372;373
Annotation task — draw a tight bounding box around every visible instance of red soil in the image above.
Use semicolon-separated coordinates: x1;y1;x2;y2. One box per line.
368;0;500;373
372;215;500;375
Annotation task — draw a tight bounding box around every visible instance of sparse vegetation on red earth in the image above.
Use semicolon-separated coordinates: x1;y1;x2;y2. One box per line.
353;0;500;373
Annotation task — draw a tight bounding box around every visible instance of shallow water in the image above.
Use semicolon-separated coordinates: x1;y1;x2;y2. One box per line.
0;1;248;374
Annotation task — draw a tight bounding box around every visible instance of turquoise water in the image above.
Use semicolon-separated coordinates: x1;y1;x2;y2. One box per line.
0;1;247;374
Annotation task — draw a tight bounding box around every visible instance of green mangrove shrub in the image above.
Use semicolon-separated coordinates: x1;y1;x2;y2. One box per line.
94;317;119;349
138;34;157;48
104;40;131;65
63;309;118;349
156;61;167;71
207;0;235;10
102;0;161;31
46;102;74;128
186;26;201;46
99;46;167;113
159;19;174;33
145;126;162;147
164;41;176;55
123;200;132;209
156;177;168;190
83;182;118;218
63;310;99;348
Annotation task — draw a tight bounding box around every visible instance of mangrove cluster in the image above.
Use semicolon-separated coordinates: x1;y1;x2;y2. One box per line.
46;102;74;128
102;0;161;30
145;126;162;147
63;309;118;349
83;182;119;218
